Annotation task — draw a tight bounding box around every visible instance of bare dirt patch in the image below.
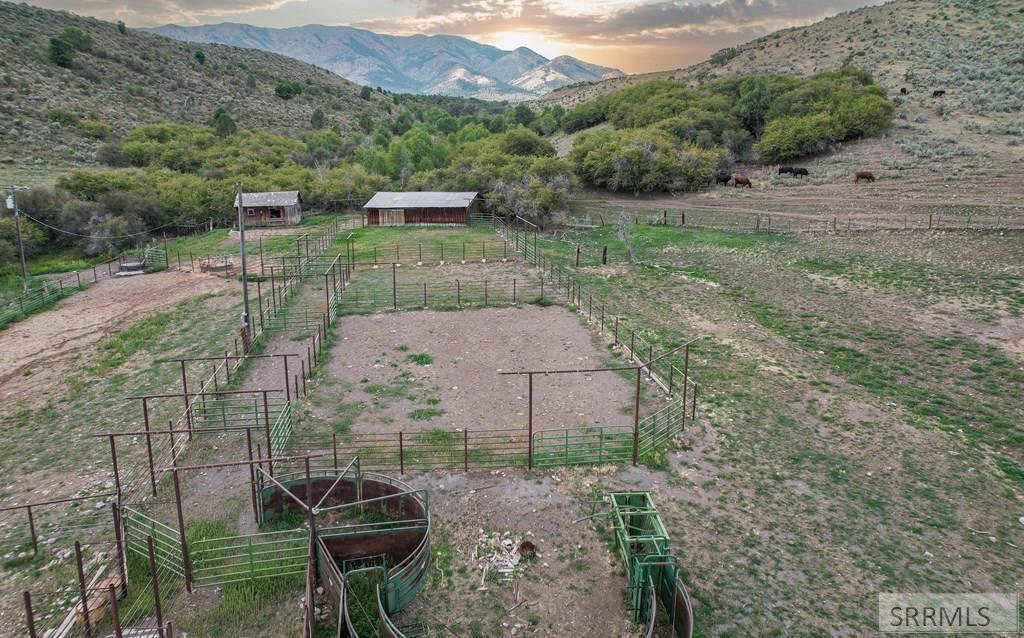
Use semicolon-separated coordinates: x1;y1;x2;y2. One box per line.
399;469;637;638
0;271;235;410
324;305;637;435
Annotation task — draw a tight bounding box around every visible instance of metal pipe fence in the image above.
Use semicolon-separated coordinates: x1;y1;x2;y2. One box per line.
338;274;550;312
494;216;702;411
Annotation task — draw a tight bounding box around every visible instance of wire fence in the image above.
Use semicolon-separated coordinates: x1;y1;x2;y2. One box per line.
566;206;1024;234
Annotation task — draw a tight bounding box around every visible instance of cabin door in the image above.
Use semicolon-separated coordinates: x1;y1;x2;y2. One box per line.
379;209;405;226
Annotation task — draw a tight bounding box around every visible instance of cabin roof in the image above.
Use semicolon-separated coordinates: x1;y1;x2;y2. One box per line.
234;191;301;208
364;191;479;209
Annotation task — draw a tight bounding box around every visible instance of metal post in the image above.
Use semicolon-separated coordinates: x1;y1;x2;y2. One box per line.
633;368;641;466
142;398;157;497
263;391;274;475
23;591;38;638
283;356;291;402
464;429;469;471
109;435;122;502
527;373;533;469
247;429;258;525
108;583;123;638
392;263;397;309
399;432;405;474
112;503;128;596
171;470;193;592
237;182;251;333
682;344;690;414
146;536;165;638
75;541;94;638
26;506;36;554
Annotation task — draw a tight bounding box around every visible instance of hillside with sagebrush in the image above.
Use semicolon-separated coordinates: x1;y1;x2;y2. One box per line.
536;0;1023;150
0;2;394;174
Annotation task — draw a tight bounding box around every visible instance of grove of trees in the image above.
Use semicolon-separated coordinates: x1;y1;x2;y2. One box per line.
4;68;894;267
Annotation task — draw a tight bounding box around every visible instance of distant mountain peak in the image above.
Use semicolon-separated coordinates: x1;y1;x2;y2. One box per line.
146;23;624;101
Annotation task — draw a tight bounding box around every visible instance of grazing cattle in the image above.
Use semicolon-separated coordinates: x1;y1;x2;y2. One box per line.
733;175;752;188
714;171;731;185
933;89;946;97
792;167;809;177
900;87;908;95
779;166;795;175
854;171;876;183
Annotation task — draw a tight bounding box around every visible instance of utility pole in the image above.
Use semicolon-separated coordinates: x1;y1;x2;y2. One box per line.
236;182;251;336
6;186;29;293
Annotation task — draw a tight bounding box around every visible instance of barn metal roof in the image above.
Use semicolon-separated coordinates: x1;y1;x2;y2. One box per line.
234;191;301;207
364;192;479;209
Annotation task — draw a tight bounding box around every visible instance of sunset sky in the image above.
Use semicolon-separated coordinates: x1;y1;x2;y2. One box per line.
28;0;885;73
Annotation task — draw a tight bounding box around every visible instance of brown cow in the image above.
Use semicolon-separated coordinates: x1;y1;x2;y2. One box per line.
732;175;752;188
854;171;876;183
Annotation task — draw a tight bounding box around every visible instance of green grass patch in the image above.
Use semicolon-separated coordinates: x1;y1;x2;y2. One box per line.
406;352;433;365
408;407;445;421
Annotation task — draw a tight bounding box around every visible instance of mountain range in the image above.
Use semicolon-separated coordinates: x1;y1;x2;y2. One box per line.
146;23;624;101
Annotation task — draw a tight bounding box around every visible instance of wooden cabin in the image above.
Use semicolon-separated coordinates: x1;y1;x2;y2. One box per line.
234;191;303;226
363;192;479;226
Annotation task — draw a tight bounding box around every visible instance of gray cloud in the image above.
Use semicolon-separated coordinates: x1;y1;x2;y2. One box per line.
364;0;882;41
25;0;884;71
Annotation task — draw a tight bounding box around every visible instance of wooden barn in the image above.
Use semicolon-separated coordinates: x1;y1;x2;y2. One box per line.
234;191;303;226
363;192;480;226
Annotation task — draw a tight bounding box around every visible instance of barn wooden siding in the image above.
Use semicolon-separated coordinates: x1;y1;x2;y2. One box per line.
367;205;472;226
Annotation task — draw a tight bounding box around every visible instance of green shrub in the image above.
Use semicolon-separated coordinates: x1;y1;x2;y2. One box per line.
79;119;112;140
572;128;721;193
59;27;93;51
212;111;237;137
756;113;842;162
310;107;325;129
710;47;739;65
48;37;74;68
194;50;206;65
44;108;79;126
275;81;303;100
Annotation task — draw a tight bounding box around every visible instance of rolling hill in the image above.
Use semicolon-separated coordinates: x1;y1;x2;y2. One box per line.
146;23;624;102
0;2;394;172
534;0;1023;135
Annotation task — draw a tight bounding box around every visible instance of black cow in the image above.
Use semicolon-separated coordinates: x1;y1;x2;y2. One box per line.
780;166;809;177
933;89;946;97
714;171;731;185
900;87;908;95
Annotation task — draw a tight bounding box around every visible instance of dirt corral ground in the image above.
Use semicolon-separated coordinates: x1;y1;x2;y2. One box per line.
398;469;638;638
0;270;235;410
311;305;638;438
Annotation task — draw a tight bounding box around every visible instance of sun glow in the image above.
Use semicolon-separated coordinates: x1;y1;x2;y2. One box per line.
477;31;569;58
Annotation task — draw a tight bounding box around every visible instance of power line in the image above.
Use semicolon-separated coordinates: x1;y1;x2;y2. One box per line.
16;211;205;240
